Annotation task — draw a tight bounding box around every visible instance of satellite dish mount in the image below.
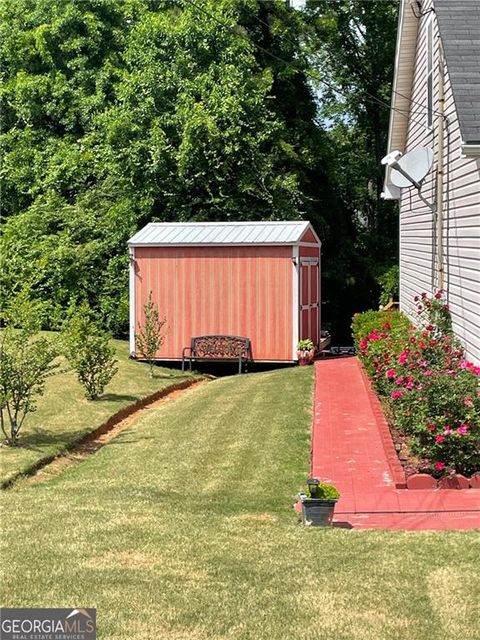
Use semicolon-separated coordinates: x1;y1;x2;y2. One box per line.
381;147;435;211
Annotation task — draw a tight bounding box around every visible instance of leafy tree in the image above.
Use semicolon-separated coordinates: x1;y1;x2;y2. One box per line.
0;0;399;343
304;0;399;334
62;304;118;399
135;291;167;377
377;264;399;308
0;292;59;446
0;0;313;335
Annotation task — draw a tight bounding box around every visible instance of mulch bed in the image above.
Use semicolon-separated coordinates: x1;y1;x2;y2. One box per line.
388;420;432;478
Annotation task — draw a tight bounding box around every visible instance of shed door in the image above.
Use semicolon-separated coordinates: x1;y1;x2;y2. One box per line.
300;259;319;348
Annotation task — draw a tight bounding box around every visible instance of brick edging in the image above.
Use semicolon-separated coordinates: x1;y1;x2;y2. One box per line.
355;360;480;490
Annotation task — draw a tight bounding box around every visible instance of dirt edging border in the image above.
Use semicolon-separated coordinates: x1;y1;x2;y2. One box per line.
1;377;203;490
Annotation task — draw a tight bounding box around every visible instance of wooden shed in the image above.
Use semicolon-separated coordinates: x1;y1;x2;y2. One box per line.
128;221;322;363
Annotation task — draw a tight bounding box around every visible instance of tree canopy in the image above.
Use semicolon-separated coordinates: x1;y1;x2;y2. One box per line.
1;0;398;341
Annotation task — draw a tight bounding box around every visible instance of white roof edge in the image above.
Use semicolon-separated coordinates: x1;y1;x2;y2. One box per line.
386;0;415;155
127;220;319;246
300;223;321;246
461;143;480;157
383;0;418;197
127;241;312;247
135;221;309;228
386;0;405;156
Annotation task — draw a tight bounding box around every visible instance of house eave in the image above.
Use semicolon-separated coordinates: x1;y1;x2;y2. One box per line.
383;0;418;197
461;143;480;158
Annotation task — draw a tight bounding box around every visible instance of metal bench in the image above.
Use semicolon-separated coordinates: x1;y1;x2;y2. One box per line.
182;335;251;374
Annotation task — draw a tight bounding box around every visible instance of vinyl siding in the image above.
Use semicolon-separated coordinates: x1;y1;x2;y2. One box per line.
400;0;480;365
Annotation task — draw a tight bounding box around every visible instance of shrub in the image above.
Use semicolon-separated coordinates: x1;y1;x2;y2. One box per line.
302;482;340;500
351;309;410;356
62;304;118;400
0;292;59;446
353;293;480;476
377;264;399;307
135;291;167;377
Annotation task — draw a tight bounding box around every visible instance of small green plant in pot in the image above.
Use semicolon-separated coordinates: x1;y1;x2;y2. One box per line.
298;478;340;526
297;339;315;366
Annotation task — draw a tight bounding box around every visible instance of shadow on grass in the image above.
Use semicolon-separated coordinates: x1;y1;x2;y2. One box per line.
96;393;139;402
149;373;193;381
15;428;88;452
106;435;155;445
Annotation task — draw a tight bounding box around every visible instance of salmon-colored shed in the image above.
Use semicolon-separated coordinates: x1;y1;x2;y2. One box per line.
128;221;322;362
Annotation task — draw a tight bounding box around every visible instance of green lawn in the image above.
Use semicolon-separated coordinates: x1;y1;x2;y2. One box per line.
1;366;479;640
0;336;193;485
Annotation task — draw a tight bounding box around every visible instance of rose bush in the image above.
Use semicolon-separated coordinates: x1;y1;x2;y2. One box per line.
352;293;480;476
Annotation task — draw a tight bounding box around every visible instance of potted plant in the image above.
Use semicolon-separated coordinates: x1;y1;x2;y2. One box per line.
297;338;315;366
298;478;340;526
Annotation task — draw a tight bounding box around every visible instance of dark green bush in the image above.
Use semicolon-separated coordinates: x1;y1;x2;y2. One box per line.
351;309;411;353
352;295;480;476
376;264;399;307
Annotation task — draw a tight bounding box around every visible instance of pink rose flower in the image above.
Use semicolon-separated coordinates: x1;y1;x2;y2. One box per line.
405;381;414;390
434;462;445;472
386;369;397;378
463;397;473;407
435;435;445;444
390;390;404;399
423;370;433;377
395;377;404;385
457;424;468;435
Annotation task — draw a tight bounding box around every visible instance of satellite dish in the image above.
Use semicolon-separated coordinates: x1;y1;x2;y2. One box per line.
389;147;434;189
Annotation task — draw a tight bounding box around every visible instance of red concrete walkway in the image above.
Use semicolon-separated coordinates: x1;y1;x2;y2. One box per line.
312;357;480;530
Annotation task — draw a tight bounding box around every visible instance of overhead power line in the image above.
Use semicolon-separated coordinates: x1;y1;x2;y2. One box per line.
181;0;430;130
241;0;446;122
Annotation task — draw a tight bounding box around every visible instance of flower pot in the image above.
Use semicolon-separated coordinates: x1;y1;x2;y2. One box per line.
301;499;337;526
297;349;315;366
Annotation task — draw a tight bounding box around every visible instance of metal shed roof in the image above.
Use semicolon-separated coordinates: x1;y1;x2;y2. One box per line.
128;221;319;246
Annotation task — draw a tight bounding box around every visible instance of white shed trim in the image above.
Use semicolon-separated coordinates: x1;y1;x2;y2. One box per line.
129;247;135;355
292;245;300;361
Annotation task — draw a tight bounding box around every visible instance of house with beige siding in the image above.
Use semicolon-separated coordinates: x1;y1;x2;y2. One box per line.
383;0;480;365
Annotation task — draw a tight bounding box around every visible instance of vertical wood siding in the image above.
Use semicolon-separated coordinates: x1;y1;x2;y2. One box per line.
134;246;293;361
400;0;480;364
